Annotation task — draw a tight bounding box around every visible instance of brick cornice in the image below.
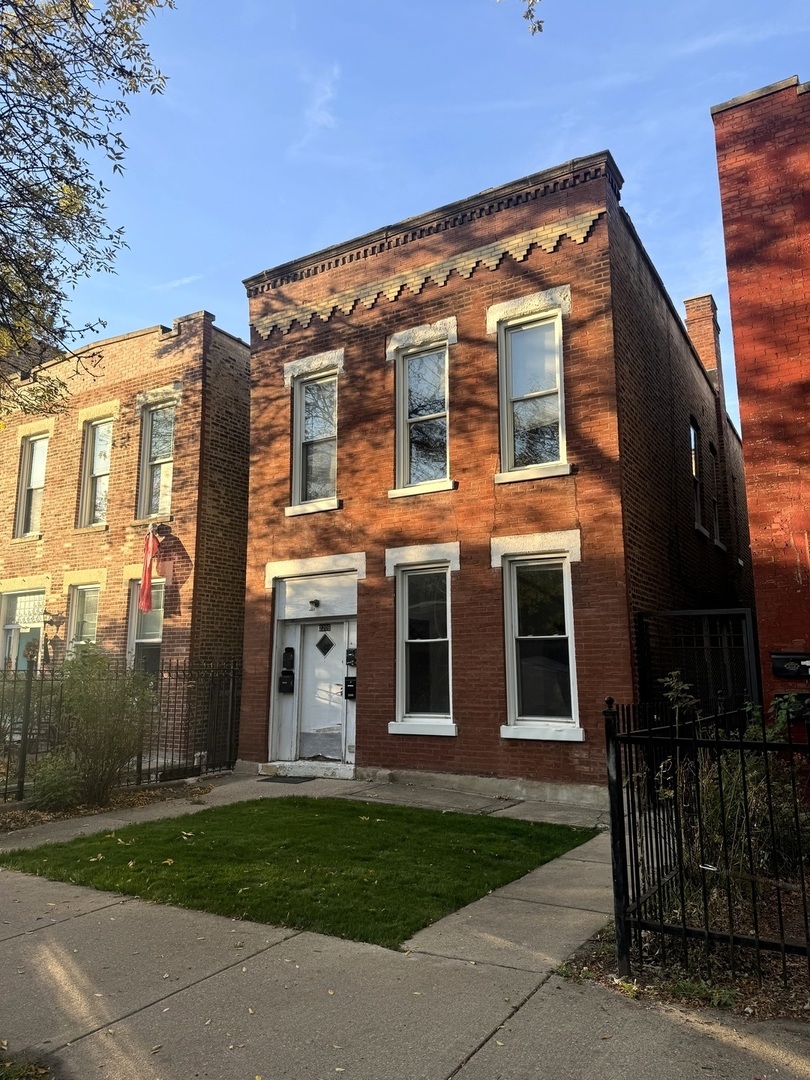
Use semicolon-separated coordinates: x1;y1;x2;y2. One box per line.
245;152;621;297
252;210;605;339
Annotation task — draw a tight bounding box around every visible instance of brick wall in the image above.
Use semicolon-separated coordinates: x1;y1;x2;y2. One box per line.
713;77;810;704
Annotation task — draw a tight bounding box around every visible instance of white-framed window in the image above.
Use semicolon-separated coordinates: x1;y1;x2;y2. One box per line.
709;442;721;544
386;542;459;736
127;580;164;673
298;374;336;501
690;420;704;530
16;435;48;537
139;405;175;518
487;288;571;484
80;419;112;526
387;317;456;498
492;531;582;741
284;349;343;516
67;585;100;652
2;591;46;671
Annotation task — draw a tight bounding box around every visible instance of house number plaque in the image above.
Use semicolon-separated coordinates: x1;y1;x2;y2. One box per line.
318;623;332;632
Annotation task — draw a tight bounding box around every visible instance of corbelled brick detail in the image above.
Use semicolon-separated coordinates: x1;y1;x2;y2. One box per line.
252;212;604;338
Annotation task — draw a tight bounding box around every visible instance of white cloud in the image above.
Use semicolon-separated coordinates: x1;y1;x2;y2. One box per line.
151;274;203;292
288;63;340;158
674;21;806;56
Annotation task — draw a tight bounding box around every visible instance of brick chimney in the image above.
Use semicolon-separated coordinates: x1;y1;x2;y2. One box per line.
684;294;725;409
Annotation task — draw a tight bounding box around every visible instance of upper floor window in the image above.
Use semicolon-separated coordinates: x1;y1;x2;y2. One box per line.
400;347;448;487
386;318;456;498
80;419;112;526
283;349;344;517
139;405;175;518
16;435;48;537
298;374;337;502
709;443;721;544
487;287;571;484
690;420;703;529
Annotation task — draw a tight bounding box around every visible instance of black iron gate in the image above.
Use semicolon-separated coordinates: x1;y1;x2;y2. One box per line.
637;608;758;703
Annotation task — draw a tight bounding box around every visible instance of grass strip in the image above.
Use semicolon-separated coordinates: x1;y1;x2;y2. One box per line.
0;797;596;948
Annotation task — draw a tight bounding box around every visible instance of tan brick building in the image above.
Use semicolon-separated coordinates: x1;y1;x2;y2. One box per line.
713;76;810;707
240;152;753;794
0;311;249;673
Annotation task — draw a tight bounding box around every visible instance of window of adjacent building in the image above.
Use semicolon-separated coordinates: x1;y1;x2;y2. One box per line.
139;405;175;518
80;420;112;526
709;443;721;543
397;345;448;488
2;591;45;671
499;314;564;474
16;435;48;537
294;374;337;505
128;580;164;673
398;566;451;721
690;420;703;528
68;585;100;651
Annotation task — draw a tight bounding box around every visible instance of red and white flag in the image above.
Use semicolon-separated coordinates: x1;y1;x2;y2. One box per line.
139;528;161;612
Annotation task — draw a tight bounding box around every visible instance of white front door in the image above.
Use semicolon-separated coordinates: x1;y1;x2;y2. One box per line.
275;618;356;764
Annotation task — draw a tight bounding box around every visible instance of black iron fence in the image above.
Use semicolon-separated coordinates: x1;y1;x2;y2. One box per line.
605;695;810;986
1;660;241;803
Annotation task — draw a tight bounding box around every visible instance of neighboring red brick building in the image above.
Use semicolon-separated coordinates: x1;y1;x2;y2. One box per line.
0;311;249;672
240;152;753;795
713;76;810;707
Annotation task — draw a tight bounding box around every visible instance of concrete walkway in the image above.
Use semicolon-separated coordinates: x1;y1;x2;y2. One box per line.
1;767;808;1079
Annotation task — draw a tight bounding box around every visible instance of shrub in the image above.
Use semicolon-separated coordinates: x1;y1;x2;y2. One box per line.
59;646;157;806
28;750;83;812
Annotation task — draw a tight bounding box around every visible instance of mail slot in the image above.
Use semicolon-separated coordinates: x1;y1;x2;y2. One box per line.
344;676;357;700
771;653;810;680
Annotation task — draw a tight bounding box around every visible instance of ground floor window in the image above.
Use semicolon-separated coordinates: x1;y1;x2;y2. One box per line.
2;591;45;671
68;585;100;653
128;580;164;673
400;566;451;719
494;535;582;741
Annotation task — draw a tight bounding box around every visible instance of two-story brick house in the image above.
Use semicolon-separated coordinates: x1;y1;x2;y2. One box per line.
240;152;753;795
0;311;249;673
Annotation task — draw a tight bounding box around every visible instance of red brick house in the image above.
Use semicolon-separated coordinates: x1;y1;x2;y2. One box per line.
0;311;249;672
713;76;810;708
240;152;753;794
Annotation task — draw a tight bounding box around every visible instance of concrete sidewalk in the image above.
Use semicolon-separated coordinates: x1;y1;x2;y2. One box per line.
1;767;808;1079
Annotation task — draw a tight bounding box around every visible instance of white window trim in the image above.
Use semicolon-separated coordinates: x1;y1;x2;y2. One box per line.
487;287;570;482
79;419;112;527
386;543;459;736
288;367;339;511
265;552;366;590
283;348;344;387
492;532;582;742
137;403;176;520
387;318;456;498
15;434;48;538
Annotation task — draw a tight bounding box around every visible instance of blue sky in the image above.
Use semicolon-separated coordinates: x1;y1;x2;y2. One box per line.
67;0;810;425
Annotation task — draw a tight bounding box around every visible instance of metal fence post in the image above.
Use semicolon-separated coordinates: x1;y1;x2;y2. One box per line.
604;695;632;977
15;659;36;802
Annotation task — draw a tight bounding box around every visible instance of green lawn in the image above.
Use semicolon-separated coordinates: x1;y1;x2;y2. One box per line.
0;797;597;949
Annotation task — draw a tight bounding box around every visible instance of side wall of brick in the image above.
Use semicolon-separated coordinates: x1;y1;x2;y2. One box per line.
713;79;810;704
